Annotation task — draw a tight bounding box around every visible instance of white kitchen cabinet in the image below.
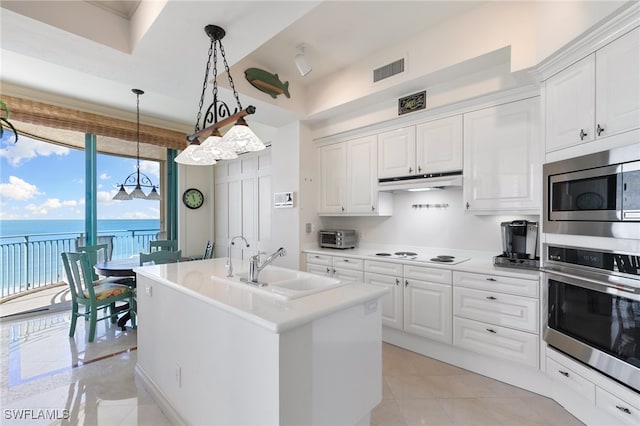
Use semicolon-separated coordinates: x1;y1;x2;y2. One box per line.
404;279;452;344
378;126;416;178
463;97;541;213
318;136;392;216
545;27;640;152
306;253;364;282
378;116;463;179
416;115;463;174
452;271;539;367
364;272;402;329
595;387;640;426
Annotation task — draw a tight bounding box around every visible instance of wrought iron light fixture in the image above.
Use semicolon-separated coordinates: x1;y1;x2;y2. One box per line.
175;25;265;166
113;89;160;200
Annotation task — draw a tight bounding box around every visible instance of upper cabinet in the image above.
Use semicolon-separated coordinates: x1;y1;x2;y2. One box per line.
378;115;463;179
463;97;541;214
318;135;392;216
545;27;640;152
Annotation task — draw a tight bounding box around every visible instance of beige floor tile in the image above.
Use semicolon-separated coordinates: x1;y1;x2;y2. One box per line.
438;398;507;425
396;399;454;426
371;399;407;426
385;374;437;399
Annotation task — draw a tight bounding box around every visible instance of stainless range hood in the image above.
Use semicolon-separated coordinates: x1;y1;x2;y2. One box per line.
378;171;463;192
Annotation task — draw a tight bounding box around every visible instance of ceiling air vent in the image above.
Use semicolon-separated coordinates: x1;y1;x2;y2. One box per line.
373;58;405;82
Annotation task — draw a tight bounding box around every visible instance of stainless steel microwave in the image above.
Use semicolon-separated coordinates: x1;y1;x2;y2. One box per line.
319;230;357;249
543;144;640;239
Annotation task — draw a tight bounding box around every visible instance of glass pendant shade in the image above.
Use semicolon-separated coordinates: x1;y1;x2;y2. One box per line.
175;142;217;166
113;184;133;200
130;185;147;199
146;186;161;200
220;117;266;153
200;130;238;160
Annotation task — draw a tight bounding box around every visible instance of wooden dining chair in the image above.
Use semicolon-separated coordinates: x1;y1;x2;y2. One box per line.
77;243;135;286
149;239;178;252
62;252;136;342
139;249;182;266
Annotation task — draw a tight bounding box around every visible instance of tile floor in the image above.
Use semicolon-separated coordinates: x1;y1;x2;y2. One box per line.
1;306;582;426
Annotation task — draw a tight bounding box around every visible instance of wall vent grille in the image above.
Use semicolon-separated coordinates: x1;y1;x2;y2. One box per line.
373;58;405;82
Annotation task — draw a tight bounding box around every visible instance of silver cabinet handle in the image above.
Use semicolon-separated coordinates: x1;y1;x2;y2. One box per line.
343;259;349;262
408;167;413;173
486;296;497;300
486;278;497;282
405;280;409;287
558;370;569;377
597;124;605;136
486;328;497;334
615;405;631;415
579;129;588;140
372;205;375;211
395;278;400;286
326;267;331;273
314;255;320;258
417;165;422;173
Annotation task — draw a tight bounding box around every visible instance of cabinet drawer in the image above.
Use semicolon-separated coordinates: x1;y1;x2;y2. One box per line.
306;253;332;267
333;256;364;271
453;271;538;297
453;317;539;368
307;263;332;277
333;268;364;283
546;356;595;403
404;265;452;284
365;260;403;276
453;287;539;333
596;387;640;426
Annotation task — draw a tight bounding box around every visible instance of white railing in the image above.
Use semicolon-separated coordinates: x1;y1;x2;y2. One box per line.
0;228;159;299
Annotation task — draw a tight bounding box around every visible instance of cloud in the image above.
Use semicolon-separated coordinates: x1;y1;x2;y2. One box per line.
0;176;43;200
24;198;78;215
100;173;110;180
0;135;70;166
97;190;118;205
139;160;160;178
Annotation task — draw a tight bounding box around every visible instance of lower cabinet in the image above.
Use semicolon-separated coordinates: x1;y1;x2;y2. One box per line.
452;270;539;367
364;260;452;344
546;348;640;426
306;253;364;283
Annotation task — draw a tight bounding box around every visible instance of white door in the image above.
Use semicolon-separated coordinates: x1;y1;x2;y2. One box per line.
365;272;403;330
545;54;595;151
596;27;640;139
347;135;377;213
463;97;541;212
378;126;416;178
416;115;463;174
318;143;347;213
403;279;452;344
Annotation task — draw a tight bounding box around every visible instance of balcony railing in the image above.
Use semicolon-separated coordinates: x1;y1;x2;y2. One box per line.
0;228;159;299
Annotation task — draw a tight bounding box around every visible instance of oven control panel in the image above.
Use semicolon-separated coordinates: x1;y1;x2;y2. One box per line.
546;245;639;277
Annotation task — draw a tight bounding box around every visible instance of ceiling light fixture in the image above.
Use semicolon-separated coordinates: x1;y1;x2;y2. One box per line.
175;25;265;166
294;44;312;77
113;89;160;200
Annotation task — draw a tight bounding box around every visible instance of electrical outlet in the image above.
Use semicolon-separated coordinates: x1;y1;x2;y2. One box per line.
145;285;152;296
175;364;182;387
305;223;312;233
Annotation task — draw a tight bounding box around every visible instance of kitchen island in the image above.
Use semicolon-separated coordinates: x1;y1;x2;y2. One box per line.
134;257;387;426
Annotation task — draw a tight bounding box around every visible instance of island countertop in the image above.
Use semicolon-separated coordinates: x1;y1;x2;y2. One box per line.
134;257;388;333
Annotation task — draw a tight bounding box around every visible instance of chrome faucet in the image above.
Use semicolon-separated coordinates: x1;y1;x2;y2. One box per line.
247;247;287;285
226;235;249;277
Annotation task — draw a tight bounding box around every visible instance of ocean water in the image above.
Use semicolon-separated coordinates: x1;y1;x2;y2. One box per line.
0;219;160;238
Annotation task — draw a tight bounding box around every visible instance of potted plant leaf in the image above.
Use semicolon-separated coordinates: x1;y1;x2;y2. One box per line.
0;100;18;143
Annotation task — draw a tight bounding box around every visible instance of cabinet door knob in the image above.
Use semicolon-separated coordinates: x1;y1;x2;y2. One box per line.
597;124;605;136
326;267;331;273
466;202;470;209
615;405;631;415
408;167;413;173
372;205;375;211
486;278;497;282
405;280;409;287
341;206;345;212
486;328;497;334
418;166;422;173
558;370;569;377
486;296;497;300
579;129;588;140
395;278;400;286
343;259;349;262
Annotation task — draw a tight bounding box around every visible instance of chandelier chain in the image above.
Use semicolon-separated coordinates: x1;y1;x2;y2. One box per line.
136;91;140;171
219;42;243;111
195;40;214;132
212;41;219;122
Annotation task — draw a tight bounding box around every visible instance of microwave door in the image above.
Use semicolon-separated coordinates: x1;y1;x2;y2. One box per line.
549;164;622;222
622;161;640;220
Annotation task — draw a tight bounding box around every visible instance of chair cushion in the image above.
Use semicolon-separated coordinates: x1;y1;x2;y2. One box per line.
95;276;135;286
85;283;130;301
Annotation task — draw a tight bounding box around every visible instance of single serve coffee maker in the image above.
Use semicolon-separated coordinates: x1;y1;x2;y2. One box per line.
493;220;540;270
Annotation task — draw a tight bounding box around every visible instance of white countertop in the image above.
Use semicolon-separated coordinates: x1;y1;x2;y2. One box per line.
303;246;541;280
134;257;388;334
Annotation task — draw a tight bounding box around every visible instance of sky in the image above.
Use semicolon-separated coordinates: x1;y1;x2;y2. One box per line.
0;131;160;220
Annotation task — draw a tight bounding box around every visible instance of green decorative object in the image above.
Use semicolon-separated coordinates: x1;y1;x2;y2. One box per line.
0;100;18;143
244;68;290;99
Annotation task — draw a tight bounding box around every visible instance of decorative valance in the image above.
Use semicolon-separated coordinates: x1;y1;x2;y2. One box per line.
2;94;187;151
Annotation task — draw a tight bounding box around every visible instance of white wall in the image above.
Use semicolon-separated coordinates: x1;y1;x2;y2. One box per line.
178;163;215;257
320;189;538;254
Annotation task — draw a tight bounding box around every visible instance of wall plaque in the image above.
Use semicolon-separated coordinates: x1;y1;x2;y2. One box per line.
398;91;426;115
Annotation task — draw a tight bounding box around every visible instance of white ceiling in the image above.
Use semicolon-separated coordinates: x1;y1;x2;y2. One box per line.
0;1;488;131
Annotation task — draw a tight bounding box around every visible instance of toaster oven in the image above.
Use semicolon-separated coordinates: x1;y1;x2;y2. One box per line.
319;230;357;249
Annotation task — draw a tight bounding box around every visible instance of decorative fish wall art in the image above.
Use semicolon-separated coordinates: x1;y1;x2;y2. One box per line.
244;68;290;99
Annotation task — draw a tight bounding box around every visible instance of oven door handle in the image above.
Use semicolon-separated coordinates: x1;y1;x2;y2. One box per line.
542;268;640;300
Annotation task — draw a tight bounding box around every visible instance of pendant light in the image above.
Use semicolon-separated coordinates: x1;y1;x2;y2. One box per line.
175;24;265;166
112;89;160;200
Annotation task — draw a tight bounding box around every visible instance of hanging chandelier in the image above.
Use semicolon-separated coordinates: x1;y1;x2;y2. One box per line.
112;89;160;200
175;24;266;166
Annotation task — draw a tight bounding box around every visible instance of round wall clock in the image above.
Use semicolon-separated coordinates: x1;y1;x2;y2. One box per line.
182;188;204;209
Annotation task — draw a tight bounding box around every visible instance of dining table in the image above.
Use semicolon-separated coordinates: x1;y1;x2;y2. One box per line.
94;257;140;330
